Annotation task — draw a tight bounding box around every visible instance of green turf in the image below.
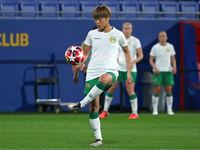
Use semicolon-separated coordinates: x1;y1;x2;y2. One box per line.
0;111;200;150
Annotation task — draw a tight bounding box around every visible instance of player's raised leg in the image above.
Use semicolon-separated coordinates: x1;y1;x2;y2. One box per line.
68;73;113;111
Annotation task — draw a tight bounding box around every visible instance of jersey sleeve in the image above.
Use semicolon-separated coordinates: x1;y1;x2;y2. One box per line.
150;45;156;56
84;31;92;46
170;45;176;56
135;38;142;49
119;32;128;48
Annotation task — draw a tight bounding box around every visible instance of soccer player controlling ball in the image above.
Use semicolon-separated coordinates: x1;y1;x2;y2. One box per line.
67;5;132;146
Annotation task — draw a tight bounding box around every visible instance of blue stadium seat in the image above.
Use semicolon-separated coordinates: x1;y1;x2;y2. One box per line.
40;1;60;18
179;1;199;19
18;0;38;2
80;1;99;18
20;1;39;18
160;1;179;19
99;1;120;19
60;1;80;18
139;0;158;1
79;0;98;2
99;0;119;2
121;1;140;19
0;1;19;18
140;1;159;19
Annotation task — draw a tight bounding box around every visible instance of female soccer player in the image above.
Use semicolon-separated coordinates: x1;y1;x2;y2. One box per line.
67;5;132;146
149;31;176;115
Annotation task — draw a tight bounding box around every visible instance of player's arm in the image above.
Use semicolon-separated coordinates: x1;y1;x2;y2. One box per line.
73;45;91;85
171;55;177;74
72;41;85;73
131;47;143;66
149;55;159;75
122;46;132;84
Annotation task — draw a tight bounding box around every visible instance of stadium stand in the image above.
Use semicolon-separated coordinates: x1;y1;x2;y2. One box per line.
100;1;120;19
19;1;39;18
140;1;159;19
40;0;60;18
160;1;179;19
139;0;159;1
60;1;80;18
0;0;19;18
121;1;140;19
80;1;99;18
0;0;200;19
99;0;119;2
179;1;199;19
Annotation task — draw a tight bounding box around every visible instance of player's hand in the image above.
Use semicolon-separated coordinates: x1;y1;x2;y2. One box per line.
73;66;80;85
73;74;79;85
126;73;132;84
172;66;177;74
154;68;160;75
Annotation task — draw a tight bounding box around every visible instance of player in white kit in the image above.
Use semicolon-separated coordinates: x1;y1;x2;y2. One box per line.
67;5;132;146
99;22;143;119
149;31;177;115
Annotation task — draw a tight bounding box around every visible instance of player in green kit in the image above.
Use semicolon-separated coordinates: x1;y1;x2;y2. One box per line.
67;5;132;146
149;31;177;115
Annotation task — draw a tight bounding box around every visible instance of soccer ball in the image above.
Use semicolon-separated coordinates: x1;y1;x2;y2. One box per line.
65;45;85;65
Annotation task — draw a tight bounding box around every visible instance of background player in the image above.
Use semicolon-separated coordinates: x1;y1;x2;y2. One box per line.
99;22;143;119
149;31;176;115
67;5;132;146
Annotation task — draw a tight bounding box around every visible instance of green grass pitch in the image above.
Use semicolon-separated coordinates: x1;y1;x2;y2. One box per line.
0;111;200;150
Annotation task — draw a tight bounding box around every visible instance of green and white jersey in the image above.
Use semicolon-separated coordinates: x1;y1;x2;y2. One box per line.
150;43;176;72
118;36;141;72
84;27;127;81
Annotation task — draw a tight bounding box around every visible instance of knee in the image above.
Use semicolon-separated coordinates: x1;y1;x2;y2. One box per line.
99;74;112;85
126;88;134;95
99;77;106;84
165;90;172;95
154;87;161;95
165;86;172;94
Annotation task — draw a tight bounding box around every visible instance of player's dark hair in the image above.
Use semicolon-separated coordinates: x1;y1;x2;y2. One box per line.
92;5;111;19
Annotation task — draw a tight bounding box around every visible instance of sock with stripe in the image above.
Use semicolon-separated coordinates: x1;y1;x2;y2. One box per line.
89;111;102;141
152;94;159;112
129;94;138;115
166;94;173;112
80;81;106;108
103;92;113;112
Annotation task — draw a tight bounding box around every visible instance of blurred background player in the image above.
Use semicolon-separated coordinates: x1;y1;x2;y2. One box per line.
72;26;105;112
149;31;177;115
99;22;143;119
67;5;132;146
